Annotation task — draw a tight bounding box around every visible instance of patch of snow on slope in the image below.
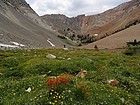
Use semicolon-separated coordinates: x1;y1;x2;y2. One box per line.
10;41;25;47
47;39;55;47
0;43;19;48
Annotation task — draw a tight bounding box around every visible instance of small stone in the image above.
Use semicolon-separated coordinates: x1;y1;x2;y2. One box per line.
47;54;56;59
25;87;31;92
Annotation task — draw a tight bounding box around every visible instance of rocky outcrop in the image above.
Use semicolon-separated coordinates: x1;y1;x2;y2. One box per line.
2;0;50;29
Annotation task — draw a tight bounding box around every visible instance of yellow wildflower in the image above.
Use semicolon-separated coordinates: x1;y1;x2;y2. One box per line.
48;102;52;104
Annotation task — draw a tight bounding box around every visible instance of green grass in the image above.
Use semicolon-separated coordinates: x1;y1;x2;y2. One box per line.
0;49;140;105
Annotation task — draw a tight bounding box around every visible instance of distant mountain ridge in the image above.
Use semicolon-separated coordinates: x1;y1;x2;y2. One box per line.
41;0;140;44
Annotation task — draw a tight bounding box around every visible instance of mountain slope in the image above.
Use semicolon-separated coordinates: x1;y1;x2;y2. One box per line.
41;0;140;45
0;0;66;49
80;24;140;49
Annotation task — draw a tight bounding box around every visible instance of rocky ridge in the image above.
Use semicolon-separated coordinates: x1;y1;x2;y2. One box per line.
41;0;140;45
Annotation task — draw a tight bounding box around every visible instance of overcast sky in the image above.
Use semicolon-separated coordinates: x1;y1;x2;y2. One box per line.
26;0;130;17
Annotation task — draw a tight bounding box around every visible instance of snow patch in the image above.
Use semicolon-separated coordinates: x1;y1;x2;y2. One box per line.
10;41;25;47
47;39;55;47
94;34;98;36
0;43;19;48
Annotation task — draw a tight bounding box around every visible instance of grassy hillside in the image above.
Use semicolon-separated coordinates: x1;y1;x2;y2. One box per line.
0;49;140;105
81;24;140;49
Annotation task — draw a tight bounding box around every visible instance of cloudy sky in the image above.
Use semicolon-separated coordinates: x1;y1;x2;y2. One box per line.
26;0;130;17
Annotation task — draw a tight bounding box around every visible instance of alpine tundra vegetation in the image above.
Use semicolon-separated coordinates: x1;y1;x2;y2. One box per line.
0;49;140;105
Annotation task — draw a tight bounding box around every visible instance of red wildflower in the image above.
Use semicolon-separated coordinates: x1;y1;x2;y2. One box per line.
59;75;69;85
47;78;54;86
84;87;86;90
85;92;89;95
81;84;85;87
56;78;61;85
77;86;81;88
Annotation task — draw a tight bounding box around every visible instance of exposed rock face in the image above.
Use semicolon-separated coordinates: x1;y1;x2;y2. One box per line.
2;0;50;29
42;14;82;34
41;0;140;42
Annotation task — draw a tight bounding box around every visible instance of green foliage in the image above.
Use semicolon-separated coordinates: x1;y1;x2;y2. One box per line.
0;49;140;105
124;45;140;56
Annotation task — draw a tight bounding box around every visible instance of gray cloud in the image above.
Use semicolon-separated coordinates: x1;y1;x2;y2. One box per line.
26;0;129;17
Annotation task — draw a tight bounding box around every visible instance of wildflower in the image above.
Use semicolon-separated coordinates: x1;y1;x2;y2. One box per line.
61;96;64;98
67;90;71;93
47;78;54;86
81;84;85;87
120;98;125;103
77;86;81;88
70;98;73;101
84;87;86;90
48;102;52;104
85;92;89;95
0;85;3;88
61;102;64;104
56;78;61;85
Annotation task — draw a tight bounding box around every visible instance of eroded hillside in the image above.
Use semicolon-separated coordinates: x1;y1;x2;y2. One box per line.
0;0;67;49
